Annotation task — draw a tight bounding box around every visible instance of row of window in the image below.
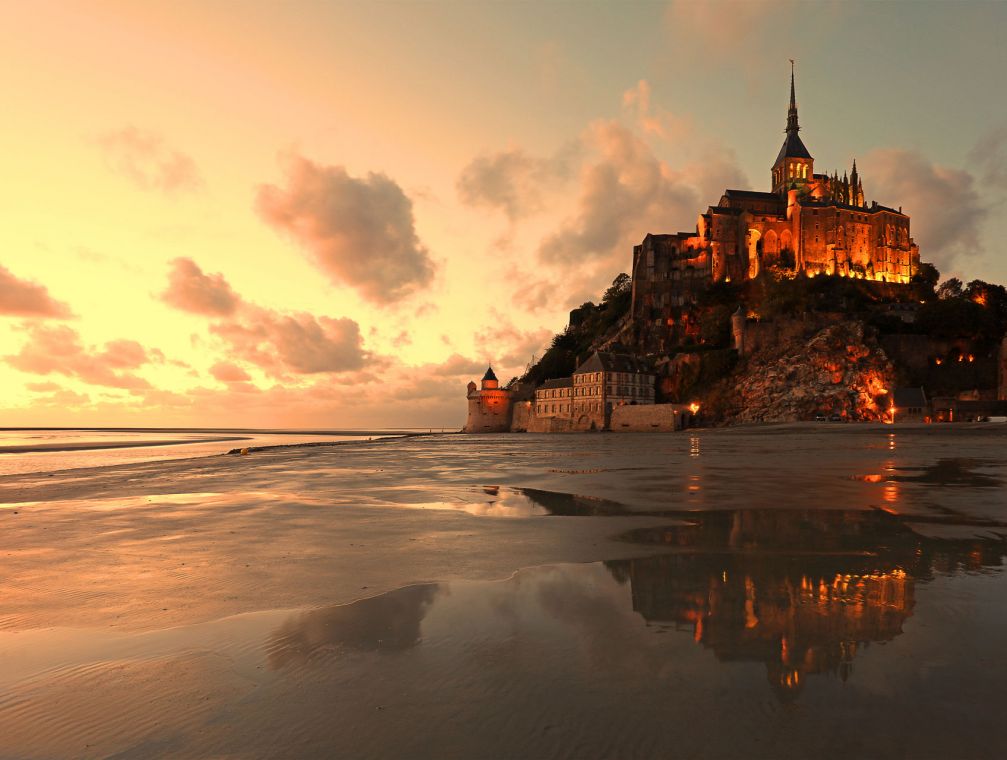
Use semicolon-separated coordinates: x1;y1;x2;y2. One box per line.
536;402;604;416
538;388;571;399
538;372;652;401
611;386;654;398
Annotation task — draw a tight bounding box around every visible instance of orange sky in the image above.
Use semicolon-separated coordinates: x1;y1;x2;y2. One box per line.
2;1;1005;428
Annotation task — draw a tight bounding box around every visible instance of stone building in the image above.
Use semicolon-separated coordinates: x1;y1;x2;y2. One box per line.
892;387;928;423
533;378;573;420
531;351;656;431
631;65;921;332
463;366;513;433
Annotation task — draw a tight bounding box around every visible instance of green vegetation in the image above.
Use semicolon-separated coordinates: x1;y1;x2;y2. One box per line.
520;274;632;385
915;279;1007;344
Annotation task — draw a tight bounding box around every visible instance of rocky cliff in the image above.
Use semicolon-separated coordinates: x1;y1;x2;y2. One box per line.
714;320;894;423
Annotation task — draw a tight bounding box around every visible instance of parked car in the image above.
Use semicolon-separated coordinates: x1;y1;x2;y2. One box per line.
829;414;844;422
814;414;826;422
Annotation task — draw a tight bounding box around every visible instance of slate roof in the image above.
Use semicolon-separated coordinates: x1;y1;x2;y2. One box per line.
723;189;781;202
574;351;653;376
539;377;573;389
893;387;928;409
774;131;813;164
798;199;906;216
482;366;498;382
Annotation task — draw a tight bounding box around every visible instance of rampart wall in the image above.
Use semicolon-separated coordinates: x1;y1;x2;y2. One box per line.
610;404;688;432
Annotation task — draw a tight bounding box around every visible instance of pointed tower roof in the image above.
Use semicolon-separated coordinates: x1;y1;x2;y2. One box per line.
774;60;812;165
482;366;498;382
787;61;800;133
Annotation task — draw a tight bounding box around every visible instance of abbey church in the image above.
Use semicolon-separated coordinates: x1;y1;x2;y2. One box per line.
631;66;921;322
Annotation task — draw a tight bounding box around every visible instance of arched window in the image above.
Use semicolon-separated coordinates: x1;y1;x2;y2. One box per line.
780;229;793;253
763;230;779;256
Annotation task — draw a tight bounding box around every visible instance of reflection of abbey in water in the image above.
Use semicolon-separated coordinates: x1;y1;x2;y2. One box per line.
607;509;1006;700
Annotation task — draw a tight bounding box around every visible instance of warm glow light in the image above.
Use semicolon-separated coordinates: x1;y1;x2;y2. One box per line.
689;402;700;414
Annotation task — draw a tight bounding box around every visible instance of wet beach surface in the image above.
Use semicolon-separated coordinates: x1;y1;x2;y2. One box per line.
1;425;1006;758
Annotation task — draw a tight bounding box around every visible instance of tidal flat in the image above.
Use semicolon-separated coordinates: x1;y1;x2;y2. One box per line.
1;425;1006;759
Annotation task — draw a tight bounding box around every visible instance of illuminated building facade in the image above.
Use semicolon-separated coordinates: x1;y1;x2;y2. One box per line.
463;366;513;433
532;351;655;431
631;65;921;324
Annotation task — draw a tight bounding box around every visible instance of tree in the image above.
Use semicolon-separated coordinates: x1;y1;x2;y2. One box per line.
603;273;631;304
912;261;940;296
915;297;993;341
937;277;963;300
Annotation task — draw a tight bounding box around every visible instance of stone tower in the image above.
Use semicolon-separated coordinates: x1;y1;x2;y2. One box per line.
463;366;513;433
771;61;814;195
731;306;746;356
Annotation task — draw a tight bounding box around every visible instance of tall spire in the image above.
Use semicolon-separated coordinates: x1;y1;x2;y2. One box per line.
786;59;800;133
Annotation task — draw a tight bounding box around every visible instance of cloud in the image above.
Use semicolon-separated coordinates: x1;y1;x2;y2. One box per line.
97;127;203;194
537;120;703;266
25;381;62;392
621;80;693;142
255;155;436;303
0;264;72;318
5;324;156;389
863;148;987;268
969;124;1007;193
662;1;810;75
427;353;487;377
473;315;553;369
160;256;372;378
210;306;367;375
102;339;164;368
160;258;242;316
456;146;575;221
209;361;251;383
390;376;461;402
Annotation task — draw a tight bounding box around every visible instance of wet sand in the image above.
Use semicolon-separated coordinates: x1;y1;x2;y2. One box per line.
1;425;1006;758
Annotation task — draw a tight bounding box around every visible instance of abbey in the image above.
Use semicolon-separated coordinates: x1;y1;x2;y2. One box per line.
631;66;921;322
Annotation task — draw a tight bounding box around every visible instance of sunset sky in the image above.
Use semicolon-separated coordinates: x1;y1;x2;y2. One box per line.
2;0;1006;428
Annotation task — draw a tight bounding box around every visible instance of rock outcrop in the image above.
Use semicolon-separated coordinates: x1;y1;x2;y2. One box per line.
720;320;893;423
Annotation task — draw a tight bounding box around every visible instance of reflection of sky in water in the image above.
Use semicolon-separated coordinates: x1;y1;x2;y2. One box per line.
257;508;1006;711
0;430;394;476
4;431;1007;757
1;507;1005;758
392;487;628;518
